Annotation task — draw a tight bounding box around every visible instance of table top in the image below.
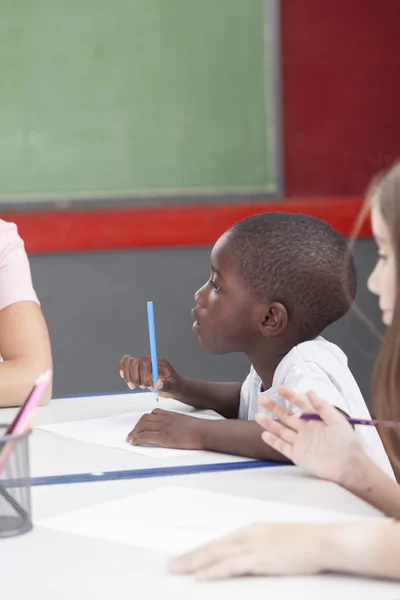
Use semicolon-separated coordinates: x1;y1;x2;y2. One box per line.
1;393;399;599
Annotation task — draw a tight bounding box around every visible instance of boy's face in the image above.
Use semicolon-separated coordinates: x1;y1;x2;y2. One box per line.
191;234;264;354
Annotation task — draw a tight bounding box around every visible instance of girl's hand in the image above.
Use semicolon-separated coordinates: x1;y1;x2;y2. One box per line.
257;386;367;486
169;522;329;580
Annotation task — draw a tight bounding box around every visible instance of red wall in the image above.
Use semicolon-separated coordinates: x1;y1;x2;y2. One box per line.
4;1;400;251
282;0;400;196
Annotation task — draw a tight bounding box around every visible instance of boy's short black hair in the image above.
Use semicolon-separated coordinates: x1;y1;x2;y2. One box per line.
226;212;357;339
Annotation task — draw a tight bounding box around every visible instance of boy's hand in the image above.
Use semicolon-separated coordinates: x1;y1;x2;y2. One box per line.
126;409;206;450
118;355;183;398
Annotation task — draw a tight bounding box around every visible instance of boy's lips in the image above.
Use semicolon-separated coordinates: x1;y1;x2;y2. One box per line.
191;307;201;330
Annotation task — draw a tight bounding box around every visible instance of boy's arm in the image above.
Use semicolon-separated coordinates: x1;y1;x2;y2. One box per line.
118;355;241;419
197;418;288;461
177;379;241;419
128;411;288;462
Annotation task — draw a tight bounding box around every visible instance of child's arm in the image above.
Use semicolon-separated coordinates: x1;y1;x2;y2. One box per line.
118;354;241;419
0;302;53;407
176;379;242;419
169;521;400;580
258;390;400;518
127;409;287;461
339;455;400;519
195;418;287;461
0;221;53;407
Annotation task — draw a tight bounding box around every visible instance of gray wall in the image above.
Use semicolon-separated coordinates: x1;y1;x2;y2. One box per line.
30;239;382;410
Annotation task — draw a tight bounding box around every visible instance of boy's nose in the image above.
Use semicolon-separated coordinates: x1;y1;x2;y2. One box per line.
194;284;207;307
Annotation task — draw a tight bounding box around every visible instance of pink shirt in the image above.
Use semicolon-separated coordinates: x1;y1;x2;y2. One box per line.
0;219;39;311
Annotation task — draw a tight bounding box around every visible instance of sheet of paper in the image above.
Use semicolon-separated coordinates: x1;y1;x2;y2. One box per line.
37;411;221;458
38;485;383;555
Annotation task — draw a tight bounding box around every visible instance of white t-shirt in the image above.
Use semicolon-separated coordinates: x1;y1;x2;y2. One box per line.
239;336;394;478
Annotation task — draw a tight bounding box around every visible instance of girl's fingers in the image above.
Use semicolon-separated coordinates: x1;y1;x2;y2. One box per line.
258;398;305;433
256;413;296;444
195;554;256;581
274;386;315;412
307;391;348;426
169;532;243;574
261;431;293;460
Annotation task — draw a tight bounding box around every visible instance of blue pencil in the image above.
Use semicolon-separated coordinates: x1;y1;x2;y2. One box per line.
146;301;159;402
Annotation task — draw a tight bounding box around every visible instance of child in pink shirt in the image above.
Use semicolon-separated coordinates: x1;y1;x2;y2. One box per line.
0;219;52;406
0;220;39;309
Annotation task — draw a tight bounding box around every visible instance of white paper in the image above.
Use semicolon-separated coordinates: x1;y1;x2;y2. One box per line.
37;410;221;458
38;485;382;555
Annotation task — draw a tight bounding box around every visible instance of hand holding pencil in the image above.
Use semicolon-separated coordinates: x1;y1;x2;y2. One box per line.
297;412;399;428
255;386;370;486
118;301;187;399
118;354;184;399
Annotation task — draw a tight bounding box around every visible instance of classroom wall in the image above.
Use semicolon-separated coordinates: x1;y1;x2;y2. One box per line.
4;0;396;411
4;0;400;254
282;0;400;195
30;239;382;410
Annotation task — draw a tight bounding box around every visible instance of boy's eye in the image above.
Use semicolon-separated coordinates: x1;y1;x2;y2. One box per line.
208;279;221;292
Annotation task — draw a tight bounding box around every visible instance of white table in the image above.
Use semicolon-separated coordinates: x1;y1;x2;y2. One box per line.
1;393;399;599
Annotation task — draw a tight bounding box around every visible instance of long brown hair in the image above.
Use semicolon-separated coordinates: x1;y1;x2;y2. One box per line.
367;162;400;471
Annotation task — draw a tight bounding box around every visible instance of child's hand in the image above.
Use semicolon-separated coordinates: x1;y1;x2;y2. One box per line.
118;355;182;398
126;409;205;450
257;386;366;486
168;522;328;579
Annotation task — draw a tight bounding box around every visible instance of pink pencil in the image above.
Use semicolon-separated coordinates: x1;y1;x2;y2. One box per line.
6;369;52;436
0;369;52;472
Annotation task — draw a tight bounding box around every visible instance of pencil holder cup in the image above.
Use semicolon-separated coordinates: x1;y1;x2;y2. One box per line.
0;425;32;537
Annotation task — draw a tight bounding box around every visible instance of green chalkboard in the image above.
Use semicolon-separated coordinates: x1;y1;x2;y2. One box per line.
0;0;282;203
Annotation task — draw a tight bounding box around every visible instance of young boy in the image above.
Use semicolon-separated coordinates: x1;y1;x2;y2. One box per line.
118;212;391;472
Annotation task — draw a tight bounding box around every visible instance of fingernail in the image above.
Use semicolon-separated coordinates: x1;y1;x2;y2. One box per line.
119;370;124;379
127;382;134;390
155;380;163;390
139;385;145;390
293;410;303;419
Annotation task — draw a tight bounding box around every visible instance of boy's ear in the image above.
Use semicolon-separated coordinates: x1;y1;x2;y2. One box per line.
259;302;288;337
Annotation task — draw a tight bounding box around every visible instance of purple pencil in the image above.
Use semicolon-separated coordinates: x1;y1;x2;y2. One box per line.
299;413;400;428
